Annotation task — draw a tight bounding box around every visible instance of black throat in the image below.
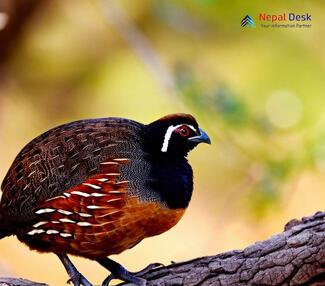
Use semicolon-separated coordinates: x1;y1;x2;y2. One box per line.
145;154;193;209
141;121;195;209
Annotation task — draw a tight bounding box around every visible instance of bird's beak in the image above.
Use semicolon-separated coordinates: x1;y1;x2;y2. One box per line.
188;128;211;145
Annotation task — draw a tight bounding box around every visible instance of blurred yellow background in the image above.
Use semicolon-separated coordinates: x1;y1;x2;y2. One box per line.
0;0;325;285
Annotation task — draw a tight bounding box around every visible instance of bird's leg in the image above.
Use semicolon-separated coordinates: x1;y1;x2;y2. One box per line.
97;258;146;286
57;254;93;286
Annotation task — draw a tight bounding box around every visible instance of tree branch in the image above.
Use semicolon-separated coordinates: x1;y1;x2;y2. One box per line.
2;212;325;285
0;278;48;286
137;211;325;286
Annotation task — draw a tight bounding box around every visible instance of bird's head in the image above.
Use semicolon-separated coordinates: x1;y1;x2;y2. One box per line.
145;113;211;157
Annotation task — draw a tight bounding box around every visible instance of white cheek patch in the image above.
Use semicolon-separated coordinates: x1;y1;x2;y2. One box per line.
161;125;182;152
161;124;196;152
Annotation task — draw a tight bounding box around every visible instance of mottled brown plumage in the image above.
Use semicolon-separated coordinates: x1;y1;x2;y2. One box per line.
20;157;184;260
0;114;210;286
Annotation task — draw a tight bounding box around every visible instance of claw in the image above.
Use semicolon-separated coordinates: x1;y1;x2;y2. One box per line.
65;269;92;286
101;273;146;286
101;274;114;286
131;262;164;277
98;258;147;286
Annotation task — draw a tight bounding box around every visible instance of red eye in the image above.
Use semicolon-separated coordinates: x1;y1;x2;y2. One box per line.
176;125;190;137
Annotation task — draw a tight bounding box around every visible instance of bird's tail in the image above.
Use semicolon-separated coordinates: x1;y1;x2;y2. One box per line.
0;229;9;239
0;212;10;239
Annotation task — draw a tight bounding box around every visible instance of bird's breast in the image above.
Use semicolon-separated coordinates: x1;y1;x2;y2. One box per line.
142;157;194;209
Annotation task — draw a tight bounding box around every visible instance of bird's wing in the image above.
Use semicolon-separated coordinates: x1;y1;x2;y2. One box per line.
0;118;143;223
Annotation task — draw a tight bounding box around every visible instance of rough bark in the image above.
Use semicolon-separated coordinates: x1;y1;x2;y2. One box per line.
1;212;325;286
0;278;47;286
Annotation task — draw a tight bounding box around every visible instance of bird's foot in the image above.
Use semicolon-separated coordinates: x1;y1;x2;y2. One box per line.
99;258;147;286
57;254;92;286
131;262;164;277
101;273;146;286
102;274;143;286
67;271;93;286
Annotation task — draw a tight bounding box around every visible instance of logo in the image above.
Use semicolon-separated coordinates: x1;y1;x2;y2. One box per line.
259;13;312;28
259;13;311;22
240;13;312;29
241;15;255;27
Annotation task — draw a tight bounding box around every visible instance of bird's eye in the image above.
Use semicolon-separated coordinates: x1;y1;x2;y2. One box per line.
175;125;191;137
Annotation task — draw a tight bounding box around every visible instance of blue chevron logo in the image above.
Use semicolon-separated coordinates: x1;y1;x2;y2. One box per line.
241;15;255;28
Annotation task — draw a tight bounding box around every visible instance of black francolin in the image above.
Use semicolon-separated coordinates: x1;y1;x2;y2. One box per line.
0;113;210;286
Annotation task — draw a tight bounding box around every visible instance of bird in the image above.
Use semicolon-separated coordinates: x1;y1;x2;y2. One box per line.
0;113;210;286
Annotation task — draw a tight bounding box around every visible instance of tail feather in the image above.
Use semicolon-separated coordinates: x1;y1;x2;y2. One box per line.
0;212;10;239
0;228;9;239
